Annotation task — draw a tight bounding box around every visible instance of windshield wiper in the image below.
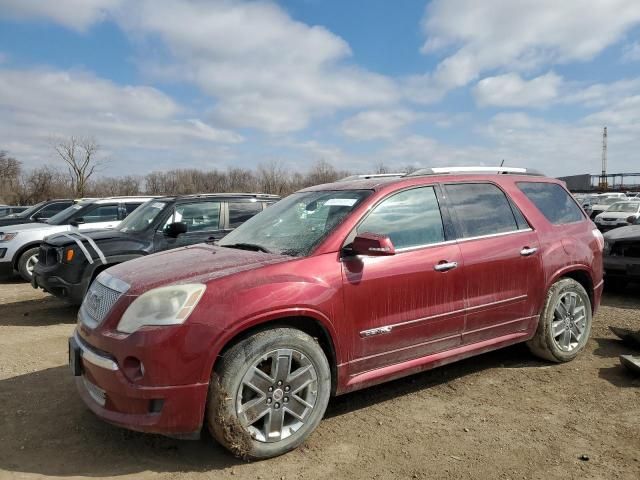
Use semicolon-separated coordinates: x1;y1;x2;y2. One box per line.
222;243;272;254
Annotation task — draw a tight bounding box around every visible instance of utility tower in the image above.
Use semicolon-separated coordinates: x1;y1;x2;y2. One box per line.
599;126;608;191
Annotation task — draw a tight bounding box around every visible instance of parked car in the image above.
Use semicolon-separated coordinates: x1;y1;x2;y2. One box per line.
0;205;30;217
68;167;603;459
589;195;625;219
0;199;75;227
603;215;640;290
594;201;640;231
33;193;280;304
0;196;154;281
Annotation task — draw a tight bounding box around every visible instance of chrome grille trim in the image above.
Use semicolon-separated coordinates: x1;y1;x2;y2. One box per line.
79;273;129;329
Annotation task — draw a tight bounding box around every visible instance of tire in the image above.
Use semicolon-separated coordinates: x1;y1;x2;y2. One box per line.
17;247;40;282
604;277;627;293
527;278;592;363
207;328;331;460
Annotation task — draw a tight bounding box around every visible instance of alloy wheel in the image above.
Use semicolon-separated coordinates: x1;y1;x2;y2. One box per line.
551;291;587;352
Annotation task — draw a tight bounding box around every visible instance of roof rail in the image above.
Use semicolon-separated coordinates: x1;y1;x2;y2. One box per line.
406;166;544;177
179;193;280;198
338;173;406;182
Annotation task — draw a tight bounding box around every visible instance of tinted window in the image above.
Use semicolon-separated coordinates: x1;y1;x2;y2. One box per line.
78;204;120;223
357;187;445;249
228;202;263;228
125;203;142;214
518;182;584;224
164;201;221;232
37;202;71;218
446;183;519;238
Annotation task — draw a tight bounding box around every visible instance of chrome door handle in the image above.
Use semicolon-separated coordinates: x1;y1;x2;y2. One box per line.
520;247;538;256
434;261;458;272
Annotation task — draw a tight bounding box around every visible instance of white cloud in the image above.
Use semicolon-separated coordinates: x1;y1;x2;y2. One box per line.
563;77;640;108
474;72;562;107
341;109;419;140
0;68;242;171
412;0;640;102
0;0;122;31
622;41;640;62
115;0;398;133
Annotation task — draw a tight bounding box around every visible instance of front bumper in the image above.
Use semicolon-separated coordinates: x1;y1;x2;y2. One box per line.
32;264;88;305
71;330;209;437
604;255;640;279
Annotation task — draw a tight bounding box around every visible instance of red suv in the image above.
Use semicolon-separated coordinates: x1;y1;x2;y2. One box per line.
69;167;604;459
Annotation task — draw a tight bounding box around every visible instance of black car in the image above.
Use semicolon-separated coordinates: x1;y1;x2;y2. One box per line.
0;199;74;227
0;206;29;217
32;193;279;304
603;216;640;291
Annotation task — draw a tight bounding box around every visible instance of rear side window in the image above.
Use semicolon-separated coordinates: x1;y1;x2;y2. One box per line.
228;202;263;228
356;186;445;249
164;201;221;232
517;182;584;224
78;204;120;223
445;183;520;238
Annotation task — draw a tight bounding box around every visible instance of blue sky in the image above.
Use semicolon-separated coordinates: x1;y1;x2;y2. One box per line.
0;0;639;177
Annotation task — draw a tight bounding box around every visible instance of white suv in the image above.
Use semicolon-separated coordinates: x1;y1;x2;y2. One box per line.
0;196;154;281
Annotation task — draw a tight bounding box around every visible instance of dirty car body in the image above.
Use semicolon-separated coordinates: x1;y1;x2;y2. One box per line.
603;217;640;284
69;169;604;458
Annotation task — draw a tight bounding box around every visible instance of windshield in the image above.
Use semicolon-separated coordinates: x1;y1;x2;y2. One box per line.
219;190;372;256
117;201;168;233
46;203;85;225
607;202;640;213
15;201;45;218
598;197;620;206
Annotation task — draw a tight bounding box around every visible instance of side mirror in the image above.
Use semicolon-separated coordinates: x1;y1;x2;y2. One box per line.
70;217;85;227
350;233;396;257
627;215;638;224
165;221;188;238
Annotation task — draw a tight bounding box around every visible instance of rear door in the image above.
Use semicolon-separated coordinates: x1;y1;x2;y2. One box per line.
72;203;120;230
443;182;543;344
342;185;466;373
154;200;223;251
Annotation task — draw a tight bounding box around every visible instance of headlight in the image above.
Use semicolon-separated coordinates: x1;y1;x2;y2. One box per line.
0;232;17;242
116;284;206;334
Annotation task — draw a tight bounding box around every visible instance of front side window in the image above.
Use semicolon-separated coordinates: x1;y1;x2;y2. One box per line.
228;201;264;228
37;202;72;219
118;201;168;233
445;183;520;238
356;187;445;249
78;204;120;223
219;190;371;256
518;182;584;224
163;201;221;232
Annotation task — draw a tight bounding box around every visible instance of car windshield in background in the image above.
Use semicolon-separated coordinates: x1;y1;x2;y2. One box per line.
219;190;372;256
599;197;621;205
117;201;167;233
15;201;45;218
46;203;85;225
607;202;640;213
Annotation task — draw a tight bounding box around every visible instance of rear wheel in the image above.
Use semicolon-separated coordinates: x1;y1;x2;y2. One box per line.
527;278;592;363
207;328;331;460
17;247;39;282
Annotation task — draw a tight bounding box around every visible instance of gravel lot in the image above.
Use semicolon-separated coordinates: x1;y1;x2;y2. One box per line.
0;280;639;480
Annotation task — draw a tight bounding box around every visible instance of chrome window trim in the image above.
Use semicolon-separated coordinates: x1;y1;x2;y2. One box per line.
393;228;533;253
74;330;119;371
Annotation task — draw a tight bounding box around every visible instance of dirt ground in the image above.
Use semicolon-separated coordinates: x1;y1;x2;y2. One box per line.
0;280;639;480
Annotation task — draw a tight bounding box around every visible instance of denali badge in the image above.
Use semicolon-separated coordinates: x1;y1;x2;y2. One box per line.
360;326;393;337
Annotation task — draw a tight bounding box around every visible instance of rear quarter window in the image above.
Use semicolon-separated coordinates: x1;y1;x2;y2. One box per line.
517;182;584;224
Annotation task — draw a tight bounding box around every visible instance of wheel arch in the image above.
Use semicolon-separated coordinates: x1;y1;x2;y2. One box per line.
548;266;595;312
12;241;42;269
213;315;339;395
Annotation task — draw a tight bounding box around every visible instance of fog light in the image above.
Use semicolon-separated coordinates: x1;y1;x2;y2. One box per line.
122;356;144;381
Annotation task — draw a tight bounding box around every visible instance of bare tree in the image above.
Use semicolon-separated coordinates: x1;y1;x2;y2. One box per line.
0;151;22;203
54;137;101;197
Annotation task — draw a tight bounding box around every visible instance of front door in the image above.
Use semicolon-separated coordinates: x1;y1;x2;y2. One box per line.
153;200;223;252
341;186;466;374
443;182;543;344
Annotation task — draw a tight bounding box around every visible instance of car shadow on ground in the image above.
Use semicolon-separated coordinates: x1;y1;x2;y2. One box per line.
601;281;640;310
0;344;550;477
0;297;77;327
592;337;640;387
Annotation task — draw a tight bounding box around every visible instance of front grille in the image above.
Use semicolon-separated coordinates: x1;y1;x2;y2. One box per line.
38;244;59;266
80;279;123;329
611;242;640;258
602;217;617;222
82;376;106;406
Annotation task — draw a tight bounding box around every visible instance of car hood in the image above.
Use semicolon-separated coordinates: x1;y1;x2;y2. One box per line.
604;225;640;242
106;244;293;294
596;211;637;219
44;228;131;247
0;222;70;234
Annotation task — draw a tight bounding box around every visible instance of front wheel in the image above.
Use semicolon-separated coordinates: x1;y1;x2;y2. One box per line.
18;247;39;282
207;328;331;460
527;278;592;363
